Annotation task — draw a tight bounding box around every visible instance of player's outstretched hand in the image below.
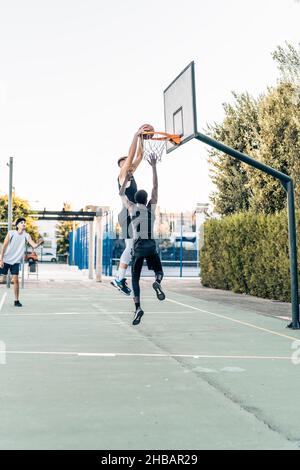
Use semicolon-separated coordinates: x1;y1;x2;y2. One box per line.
147;153;158;167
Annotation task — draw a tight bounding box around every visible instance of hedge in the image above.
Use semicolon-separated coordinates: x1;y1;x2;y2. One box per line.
200;211;293;301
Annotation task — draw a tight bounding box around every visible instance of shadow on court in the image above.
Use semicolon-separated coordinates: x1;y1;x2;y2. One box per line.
0;265;300;450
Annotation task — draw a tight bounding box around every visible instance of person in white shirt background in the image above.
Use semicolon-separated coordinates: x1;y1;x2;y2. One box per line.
0;218;44;307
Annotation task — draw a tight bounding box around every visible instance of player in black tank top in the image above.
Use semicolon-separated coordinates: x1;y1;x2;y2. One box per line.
118;174;137;202
111;124;154;296
119;154;165;326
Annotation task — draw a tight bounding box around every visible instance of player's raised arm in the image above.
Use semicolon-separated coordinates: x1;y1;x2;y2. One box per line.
147;154;158;205
119;124;154;183
130;135;144;173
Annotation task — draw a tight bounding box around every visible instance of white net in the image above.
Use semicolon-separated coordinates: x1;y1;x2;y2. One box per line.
141;133;167;163
142;140;166;163
141;132;181;162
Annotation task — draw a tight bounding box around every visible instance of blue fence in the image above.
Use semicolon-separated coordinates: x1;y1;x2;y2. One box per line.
69;211;200;277
102;234;112;276
69;225;89;270
69;216;114;274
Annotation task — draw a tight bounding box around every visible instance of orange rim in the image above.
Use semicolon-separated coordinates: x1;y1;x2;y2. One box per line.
141;131;181;145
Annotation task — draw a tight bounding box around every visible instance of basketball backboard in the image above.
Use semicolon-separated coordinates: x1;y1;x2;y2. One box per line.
164;61;198;153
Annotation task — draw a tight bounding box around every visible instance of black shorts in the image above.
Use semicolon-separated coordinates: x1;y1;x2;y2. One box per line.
0;263;20;276
133;239;157;258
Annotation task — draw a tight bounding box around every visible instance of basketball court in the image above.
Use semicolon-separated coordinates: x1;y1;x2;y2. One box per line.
0;264;300;450
1;62;299;450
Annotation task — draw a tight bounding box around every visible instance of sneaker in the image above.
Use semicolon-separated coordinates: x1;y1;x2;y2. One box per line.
111;278;120;290
132;307;144;325
110;278;131;296
14;300;22;307
152;281;165;301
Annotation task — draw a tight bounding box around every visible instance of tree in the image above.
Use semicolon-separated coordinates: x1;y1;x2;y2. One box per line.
207;92;260;215
247;43;300;213
0;195;39;243
272;42;300;87
55;203;78;256
208;43;300;216
248;82;300;213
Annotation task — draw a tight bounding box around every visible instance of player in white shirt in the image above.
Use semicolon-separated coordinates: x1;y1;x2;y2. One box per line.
0;218;44;307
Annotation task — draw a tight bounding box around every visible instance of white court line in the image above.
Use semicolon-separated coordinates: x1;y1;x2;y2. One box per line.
52;312;82;315
167;298;300;342
0;312;99;316
3;350;293;360
0;292;7;312
0;311;189;317
77;353;292;360
92;297;158;302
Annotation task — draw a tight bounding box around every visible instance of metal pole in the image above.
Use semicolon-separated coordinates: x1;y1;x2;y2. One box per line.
72;221;76;265
180;212;183;277
111;211;115;276
21;255;25;289
88;220;94;280
286;181;300;329
109;212;113;277
195;132;300;329
7;157;13;230
7;157;13;289
196;216;200;276
105;212;108;276
95;210;103;282
196;133;290;183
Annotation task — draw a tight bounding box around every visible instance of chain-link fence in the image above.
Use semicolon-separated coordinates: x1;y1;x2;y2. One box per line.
69;209;202;277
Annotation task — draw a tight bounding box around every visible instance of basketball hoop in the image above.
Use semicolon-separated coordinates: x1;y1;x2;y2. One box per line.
141;131;181;162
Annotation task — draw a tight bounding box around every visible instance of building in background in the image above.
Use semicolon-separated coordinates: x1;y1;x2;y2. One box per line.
155;207;196;238
34;220;57;262
155;204;210;238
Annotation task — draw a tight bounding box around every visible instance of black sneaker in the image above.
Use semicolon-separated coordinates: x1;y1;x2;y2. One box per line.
132;307;144;325
14;300;22;307
111;278;131;296
153;281;165;301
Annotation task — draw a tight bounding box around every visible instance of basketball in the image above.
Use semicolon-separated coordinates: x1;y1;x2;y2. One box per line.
141;124;154;139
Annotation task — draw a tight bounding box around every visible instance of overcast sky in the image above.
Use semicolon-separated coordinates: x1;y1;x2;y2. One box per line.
0;0;299;215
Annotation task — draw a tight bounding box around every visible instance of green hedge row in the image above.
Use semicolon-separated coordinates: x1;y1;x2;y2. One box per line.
200;211;293;301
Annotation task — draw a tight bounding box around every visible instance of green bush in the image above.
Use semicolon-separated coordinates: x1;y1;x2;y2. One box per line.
200;211;293;301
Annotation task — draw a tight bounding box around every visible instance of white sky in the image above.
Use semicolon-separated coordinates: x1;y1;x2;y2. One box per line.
0;0;299;214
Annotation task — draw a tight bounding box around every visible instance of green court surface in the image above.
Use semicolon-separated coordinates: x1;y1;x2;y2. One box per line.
1;274;300;450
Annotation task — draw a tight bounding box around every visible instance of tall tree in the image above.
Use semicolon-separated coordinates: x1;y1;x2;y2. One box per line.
249;43;300;213
208;42;300;216
249;82;300;213
207;92;260;215
0;195;39;243
272;42;300;87
55;203;78;256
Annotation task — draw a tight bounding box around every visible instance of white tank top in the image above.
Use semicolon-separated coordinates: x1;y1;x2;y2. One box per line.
3;230;30;265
